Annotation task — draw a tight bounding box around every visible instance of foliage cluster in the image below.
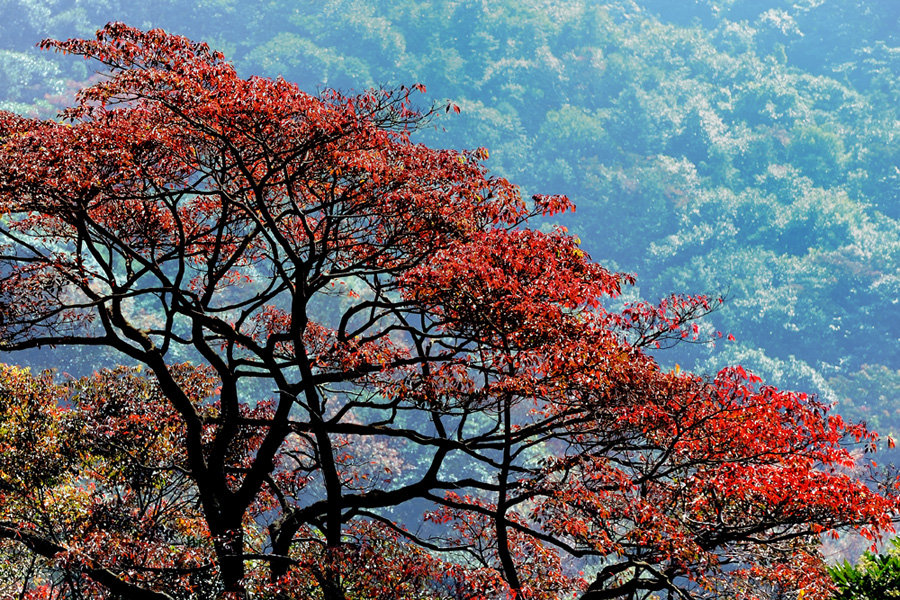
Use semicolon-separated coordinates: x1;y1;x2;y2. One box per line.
829;538;900;600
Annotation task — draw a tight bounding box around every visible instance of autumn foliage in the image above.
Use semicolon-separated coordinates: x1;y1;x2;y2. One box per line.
0;23;895;600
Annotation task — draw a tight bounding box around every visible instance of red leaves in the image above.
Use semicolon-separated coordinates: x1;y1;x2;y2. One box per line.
403;227;626;334
532;193;574;216
525;363;899;598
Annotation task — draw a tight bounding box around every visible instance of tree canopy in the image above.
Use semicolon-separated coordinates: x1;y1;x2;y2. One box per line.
1;0;897;442
0;24;896;600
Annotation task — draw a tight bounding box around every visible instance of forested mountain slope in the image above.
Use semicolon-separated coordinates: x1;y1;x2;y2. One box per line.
1;0;897;434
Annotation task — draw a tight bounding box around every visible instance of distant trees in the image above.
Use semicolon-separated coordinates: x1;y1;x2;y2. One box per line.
0;25;896;600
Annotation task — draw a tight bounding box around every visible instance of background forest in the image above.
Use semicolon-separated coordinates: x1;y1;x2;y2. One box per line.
0;0;897;441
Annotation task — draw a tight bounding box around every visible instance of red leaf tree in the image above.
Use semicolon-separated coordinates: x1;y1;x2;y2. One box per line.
0;23;895;600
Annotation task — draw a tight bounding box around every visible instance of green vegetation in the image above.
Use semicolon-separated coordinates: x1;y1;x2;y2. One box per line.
829;538;900;599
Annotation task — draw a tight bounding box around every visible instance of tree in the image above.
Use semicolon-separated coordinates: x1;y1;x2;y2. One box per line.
0;23;896;600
